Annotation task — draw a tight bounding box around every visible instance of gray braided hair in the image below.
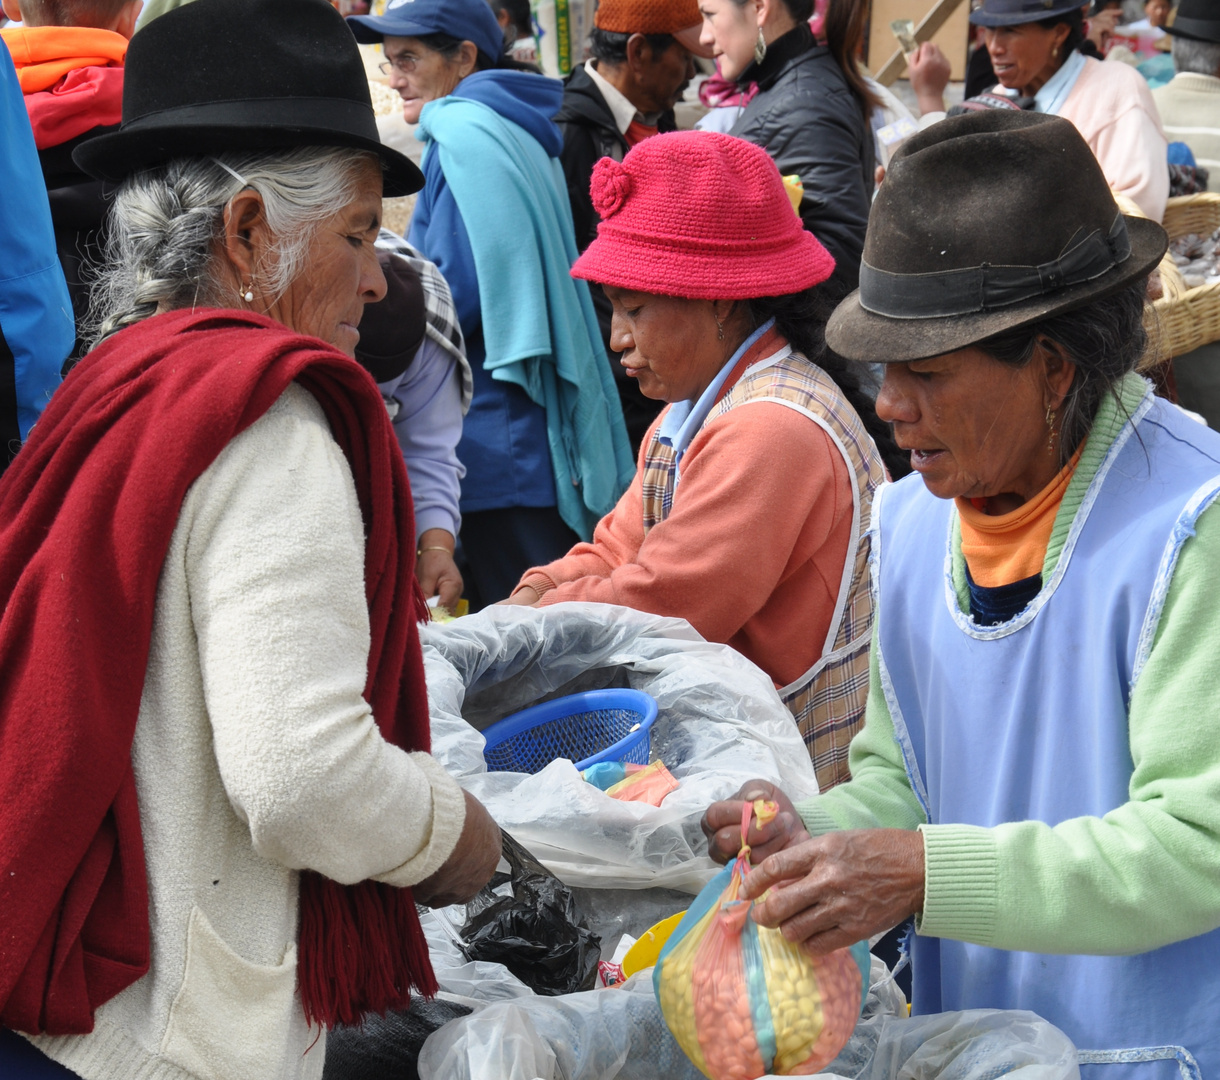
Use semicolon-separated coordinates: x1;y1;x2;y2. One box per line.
88;146;380;347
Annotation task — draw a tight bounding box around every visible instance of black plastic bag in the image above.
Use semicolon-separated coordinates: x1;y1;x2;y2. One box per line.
322;997;472;1080
459;830;601;996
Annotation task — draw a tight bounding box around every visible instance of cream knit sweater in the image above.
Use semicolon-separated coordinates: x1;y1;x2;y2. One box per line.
28;384;467;1080
1153;71;1220;172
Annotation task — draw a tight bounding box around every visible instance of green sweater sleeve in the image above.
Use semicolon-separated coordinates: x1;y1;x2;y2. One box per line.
919;500;1220;955
794;625;927;837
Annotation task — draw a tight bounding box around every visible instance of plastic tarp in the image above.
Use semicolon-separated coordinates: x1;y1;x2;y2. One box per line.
422;604;820;892
416;959;1080;1080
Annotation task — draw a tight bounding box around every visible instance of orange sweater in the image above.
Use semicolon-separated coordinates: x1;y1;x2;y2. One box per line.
517;398;854;688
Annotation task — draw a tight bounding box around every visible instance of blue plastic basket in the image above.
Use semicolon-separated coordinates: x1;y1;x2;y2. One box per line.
481;689;659;775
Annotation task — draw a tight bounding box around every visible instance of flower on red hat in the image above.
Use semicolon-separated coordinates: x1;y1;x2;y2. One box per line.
590;158;633;219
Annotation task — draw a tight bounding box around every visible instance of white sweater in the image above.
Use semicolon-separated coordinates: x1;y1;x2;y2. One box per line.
1152;71;1220;172
29;384;467;1080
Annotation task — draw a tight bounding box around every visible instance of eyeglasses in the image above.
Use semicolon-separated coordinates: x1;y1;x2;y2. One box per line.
379;54;420;75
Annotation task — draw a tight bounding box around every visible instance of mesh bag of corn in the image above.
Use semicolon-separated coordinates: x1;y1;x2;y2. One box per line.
654;801;870;1080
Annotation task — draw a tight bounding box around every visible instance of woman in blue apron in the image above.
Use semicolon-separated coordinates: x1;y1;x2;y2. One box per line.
702;109;1220;1080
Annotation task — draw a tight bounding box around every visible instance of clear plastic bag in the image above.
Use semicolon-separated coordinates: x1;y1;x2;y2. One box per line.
416;969;704;1080
415;956;1077;1080
818;1009;1079;1080
422;604;820;892
654;802;870;1079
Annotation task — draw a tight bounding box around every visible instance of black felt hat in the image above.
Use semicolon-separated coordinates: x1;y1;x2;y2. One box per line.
969;0;1085;27
825;111;1167;364
73;0;423;196
1167;0;1220;44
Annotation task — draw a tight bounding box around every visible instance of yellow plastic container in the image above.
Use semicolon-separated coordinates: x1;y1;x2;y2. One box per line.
621;910;686;977
782;175;804;217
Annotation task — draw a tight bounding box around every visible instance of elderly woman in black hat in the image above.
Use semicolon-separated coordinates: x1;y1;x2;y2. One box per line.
923;0;1169;220
1152;0;1220;172
702;110;1220;1076
348;0;636;610
0;0;501;1077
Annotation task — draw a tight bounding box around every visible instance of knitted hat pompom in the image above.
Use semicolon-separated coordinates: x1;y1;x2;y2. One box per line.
591;158;633;219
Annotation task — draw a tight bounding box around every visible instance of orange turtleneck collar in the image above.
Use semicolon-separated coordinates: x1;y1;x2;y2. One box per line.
956;443;1084;588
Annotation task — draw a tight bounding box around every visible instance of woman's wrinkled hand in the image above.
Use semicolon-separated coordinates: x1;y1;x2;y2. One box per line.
415;529;462;612
497;584;541;606
413;790;501;908
741;828;925;955
416;551;463;613
701;780;811;866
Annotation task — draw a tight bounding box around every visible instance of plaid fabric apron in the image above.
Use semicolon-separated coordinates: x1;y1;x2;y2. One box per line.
640;343;885;791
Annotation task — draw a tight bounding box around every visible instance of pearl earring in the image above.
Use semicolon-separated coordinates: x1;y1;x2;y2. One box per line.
242;284;254;303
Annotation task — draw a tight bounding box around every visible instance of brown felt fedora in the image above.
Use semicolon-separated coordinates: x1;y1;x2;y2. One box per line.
825;110;1167;364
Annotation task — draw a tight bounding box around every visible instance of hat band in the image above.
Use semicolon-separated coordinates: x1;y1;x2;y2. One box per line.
1169;15;1220;40
119;96;379;141
859;213;1131;320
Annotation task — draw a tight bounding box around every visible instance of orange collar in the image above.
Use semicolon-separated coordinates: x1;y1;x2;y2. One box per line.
0;26;127;93
956;443;1084;588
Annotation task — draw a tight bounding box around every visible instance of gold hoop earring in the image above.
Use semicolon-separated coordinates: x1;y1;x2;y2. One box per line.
755;27;767;64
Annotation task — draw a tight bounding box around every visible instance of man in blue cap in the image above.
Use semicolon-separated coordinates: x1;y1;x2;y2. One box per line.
347;0;635;609
349;0;507;125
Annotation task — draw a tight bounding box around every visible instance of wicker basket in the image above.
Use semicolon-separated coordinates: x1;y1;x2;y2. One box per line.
1146;192;1220;364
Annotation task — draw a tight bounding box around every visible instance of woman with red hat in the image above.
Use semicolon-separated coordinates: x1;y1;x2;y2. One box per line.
505;131;905;794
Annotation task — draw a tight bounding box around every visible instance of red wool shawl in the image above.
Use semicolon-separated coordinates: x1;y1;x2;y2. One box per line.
0;309;436;1036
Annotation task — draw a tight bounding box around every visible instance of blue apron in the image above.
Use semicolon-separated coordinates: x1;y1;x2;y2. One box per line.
874;391;1220;1080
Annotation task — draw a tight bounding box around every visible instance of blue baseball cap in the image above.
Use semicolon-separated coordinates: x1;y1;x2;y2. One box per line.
347;0;505;65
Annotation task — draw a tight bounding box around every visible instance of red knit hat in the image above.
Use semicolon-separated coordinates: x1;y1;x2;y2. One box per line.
571;132;836;300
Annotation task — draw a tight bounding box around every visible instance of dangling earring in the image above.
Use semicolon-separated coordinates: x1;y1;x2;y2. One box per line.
242;283;254;303
716;318;725;341
1046;407;1056;452
755;27;767;64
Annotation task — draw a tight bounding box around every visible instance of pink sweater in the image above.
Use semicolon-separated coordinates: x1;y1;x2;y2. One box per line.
1057;55;1168;222
516;383;854;689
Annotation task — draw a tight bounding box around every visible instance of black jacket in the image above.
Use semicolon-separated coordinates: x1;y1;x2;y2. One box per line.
555;63;676;254
730;24;873;298
555;64;672;452
39;128;116;366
